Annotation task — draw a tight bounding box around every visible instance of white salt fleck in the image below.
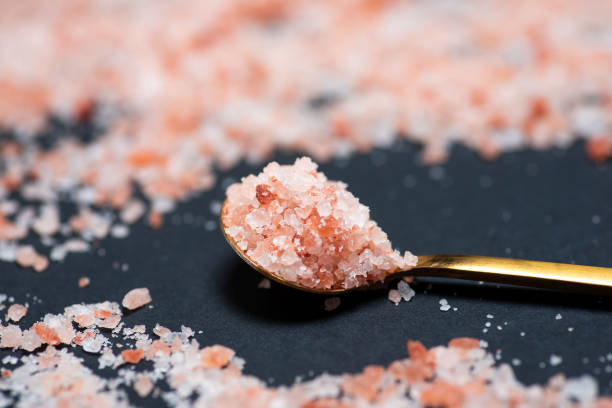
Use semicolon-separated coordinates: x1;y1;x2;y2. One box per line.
520;332;526;337
555;313;562;320
486;314;494;319
205;220;216;231
440;304;451;312
439;298;448;305
592;214;601;224
550;354;563;366
397;280;415;302
485;322;491;327
568;327;574;332
111;224;129;239
512;358;522;366
497;326;503;330
324;297;341;311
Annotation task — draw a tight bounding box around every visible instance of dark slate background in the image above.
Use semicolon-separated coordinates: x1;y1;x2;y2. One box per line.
1;139;611;406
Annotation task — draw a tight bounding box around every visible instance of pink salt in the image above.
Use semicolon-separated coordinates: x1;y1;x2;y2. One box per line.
133;375;154;397
6;303;27;322
78;276;90;288
223;157;417;290
122;288;152;310
0;325;22;348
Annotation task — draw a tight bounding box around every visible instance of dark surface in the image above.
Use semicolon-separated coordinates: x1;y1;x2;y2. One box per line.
1;140;612;405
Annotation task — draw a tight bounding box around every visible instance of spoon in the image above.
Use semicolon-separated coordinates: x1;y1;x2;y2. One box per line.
220;201;612;294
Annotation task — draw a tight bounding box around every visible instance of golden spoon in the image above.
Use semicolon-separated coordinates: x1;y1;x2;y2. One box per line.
220;200;612;294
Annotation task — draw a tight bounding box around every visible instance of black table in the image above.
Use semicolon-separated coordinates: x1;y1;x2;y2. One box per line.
1;139;611;406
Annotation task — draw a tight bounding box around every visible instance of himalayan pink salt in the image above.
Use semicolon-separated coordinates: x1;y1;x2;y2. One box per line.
388;289;402;305
324;297;341;311
32;322;60;345
0;325;22;348
78;276;90;288
133;375;154;397
153;324;171;337
20;329;43;351
121;348;144;364
6;303;27;322
122;288;152;310
223;157;417;290
15;245;37;268
200;345;235;368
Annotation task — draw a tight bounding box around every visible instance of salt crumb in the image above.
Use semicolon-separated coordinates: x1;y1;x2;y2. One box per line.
78;277;90;288
388;290;402;305
550;355;563;366
324;297;341;311
555;313;562;320
257;278;271;289
6;304;27;322
122;288;152;310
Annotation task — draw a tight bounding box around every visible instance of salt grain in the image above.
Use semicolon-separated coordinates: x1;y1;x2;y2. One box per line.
324;297;341;311
122;288;152;310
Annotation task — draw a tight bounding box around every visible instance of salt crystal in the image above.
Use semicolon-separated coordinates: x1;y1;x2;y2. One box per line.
324;297;341;311
122;288;152;310
82;335;105;354
78;277;90;288
388;289;402;305
0;325;22;348
550;354;563;366
121;200;146;224
6;304;27;322
397;280;415;302
110;224;129;238
555;313;562;320
257;278;271;289
134;375;154;397
440;304;451;312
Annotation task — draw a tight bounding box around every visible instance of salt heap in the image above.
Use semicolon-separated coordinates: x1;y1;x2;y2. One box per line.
223;157;417;290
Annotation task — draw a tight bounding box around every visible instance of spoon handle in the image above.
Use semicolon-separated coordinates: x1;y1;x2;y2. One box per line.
410;254;612;291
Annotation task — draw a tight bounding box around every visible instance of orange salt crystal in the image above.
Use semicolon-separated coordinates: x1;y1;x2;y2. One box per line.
32;322;60;346
148;210;163;229
121;287;152;310
128;150;167;167
121;348;144;364
448;337;480;350
388;360;430;383
93;309;112;319
78;276;90;288
200;345;235;368
341;365;384;402
420;380;465;408
406;340;428;362
74;314;95;328
6;303;27;322
1;369;11;378
586;136;612;163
